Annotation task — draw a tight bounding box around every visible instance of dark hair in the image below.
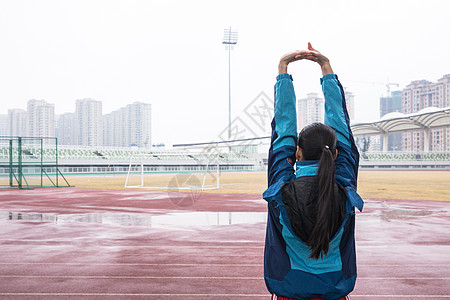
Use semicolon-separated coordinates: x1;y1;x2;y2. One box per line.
298;122;338;260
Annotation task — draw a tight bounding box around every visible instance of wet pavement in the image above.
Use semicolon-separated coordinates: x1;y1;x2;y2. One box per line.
2;211;268;228
0;188;449;299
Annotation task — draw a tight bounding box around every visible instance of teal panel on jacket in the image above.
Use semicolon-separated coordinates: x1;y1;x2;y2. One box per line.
322;74;351;148
273;74;297;150
295;160;319;178
263;178;285;204
279;212;343;274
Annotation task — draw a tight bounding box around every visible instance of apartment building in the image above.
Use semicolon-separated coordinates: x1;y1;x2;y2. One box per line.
401;74;450;151
103;102;151;148
27;99;55;138
8;109;27;137
75;98;102;147
56;113;76;145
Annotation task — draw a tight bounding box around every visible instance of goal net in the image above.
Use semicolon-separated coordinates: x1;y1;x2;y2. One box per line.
124;145;221;191
0;136;71;189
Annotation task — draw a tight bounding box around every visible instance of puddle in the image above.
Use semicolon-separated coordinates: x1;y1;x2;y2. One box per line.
1;211;267;229
380;209;434;221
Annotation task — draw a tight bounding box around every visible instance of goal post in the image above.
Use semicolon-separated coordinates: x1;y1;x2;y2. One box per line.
124;145;221;190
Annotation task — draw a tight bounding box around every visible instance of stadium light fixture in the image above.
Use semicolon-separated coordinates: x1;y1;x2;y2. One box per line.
222;27;238;140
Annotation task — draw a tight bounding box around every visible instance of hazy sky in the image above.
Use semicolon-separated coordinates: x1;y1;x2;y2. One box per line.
0;0;449;145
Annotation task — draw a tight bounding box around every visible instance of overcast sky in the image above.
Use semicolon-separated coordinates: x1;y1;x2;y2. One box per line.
0;0;449;145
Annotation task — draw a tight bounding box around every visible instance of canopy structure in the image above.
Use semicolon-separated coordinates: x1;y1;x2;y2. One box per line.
351;107;450;152
172;107;450;153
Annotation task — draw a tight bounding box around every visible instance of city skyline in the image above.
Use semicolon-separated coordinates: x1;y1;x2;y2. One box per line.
1;73;449;148
362;74;450;152
0;0;448;145
3;98;152;148
2;73;448;120
3;98;152;117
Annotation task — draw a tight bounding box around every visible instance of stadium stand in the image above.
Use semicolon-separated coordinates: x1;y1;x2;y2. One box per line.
2;144;450;175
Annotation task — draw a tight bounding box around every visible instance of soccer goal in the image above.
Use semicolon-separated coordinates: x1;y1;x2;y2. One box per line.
124;145;221;190
0;136;71;189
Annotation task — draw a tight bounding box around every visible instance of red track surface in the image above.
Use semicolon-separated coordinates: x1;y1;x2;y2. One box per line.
0;188;449;299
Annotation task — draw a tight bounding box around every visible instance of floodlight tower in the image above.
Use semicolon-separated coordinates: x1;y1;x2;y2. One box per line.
222;27;238;140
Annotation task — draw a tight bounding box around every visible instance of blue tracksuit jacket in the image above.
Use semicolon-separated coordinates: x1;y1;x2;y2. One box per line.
263;73;364;299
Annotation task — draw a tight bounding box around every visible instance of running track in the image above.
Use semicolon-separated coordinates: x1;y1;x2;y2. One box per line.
0;188;449;299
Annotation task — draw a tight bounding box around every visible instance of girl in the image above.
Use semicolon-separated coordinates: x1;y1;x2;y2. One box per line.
263;43;364;300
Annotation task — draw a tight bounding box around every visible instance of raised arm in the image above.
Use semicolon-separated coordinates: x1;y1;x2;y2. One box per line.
267;51;311;187
305;44;360;192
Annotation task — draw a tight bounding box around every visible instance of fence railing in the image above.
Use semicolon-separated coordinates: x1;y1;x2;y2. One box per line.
361;152;450;161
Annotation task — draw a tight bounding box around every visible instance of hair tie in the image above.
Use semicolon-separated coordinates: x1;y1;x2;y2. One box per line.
324;145;330;150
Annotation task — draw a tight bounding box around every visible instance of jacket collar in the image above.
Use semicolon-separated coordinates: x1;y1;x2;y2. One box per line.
295;160;319;178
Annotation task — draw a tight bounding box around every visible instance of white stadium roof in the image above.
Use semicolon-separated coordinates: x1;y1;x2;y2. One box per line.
351;107;450;136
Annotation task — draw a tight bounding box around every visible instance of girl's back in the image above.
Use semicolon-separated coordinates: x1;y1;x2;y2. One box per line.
264;45;364;300
281;174;347;253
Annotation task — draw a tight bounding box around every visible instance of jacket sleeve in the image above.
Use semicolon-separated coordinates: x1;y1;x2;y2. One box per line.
321;74;363;210
267;73;297;188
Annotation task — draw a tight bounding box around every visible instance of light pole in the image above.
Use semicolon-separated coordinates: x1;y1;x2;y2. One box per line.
222;27;238;140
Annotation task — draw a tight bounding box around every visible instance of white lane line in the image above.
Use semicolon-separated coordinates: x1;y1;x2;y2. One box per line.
0;275;261;279
357;277;450;280
0;262;449;268
0;243;264;247
350;296;450;298
0;262;262;266
357;264;450;267
0;253;261;257
0;293;449;298
0;275;450;280
1;262;449;268
0;293;270;297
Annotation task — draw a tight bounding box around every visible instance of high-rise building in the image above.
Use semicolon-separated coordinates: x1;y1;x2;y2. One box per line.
297;93;324;130
126;102;152;148
401;74;450;151
56;113;76;145
380;90;402;151
0;115;8;136
297;90;354;131
103;110;123;147
27;99;55;138
75;98;102;147
380;90;402;117
8;109;27;137
103;102;152;148
344;88;355;121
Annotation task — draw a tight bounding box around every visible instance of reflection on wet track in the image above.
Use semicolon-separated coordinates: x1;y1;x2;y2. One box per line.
1;211;268;228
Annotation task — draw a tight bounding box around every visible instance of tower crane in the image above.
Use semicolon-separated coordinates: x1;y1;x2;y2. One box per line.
385;82;400;97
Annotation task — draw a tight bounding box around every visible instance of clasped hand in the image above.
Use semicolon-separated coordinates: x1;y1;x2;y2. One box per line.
278;43;333;76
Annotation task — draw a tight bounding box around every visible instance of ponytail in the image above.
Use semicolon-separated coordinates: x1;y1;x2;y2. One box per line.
307;145;336;259
297;123;339;260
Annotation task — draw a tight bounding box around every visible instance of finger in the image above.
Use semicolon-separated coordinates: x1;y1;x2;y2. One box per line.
301;52;315;57
308;43;320;54
294;55;309;60
283;51;303;58
304;55;318;62
295;50;311;56
294;52;313;59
